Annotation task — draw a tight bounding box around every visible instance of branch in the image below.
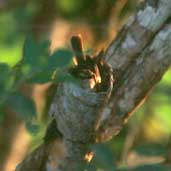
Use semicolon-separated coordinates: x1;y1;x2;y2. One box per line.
15;120;64;171
98;25;171;141
95;0;171;141
105;0;171;78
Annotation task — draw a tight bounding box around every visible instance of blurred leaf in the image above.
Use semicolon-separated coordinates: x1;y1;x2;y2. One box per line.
21;34;52;83
23;36;74;84
0;63;12;85
25;121;40;135
0;111;5;122
0;4;34;45
159;69;171;85
23;33;50;71
107;129;127;157
54;71;80;85
155;85;171;97
114;164;170;171
154;105;171;134
0;42;23;66
119;0;137;19
134;144;166;157
27;71;52;84
0;11;24;66
49;49;73;69
85;163;97;171
91;144;115;170
58;0;88;17
13;5;35;33
0;12;19;45
0;63;14;103
6;92;36;121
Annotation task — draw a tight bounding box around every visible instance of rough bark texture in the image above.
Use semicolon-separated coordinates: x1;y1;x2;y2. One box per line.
16;0;171;171
97;0;171;141
48;52;113;171
98;25;171;141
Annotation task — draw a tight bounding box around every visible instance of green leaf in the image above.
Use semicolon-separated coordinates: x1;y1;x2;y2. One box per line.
22;35;75;84
27;71;52;84
25;121;40;135
0;63;9;80
0;111;5;123
114;164;170;171
21;34;53;83
0;63;14;103
134;144;166;157
131;164;169;171
86;163;97;171
0;63;13;86
91;144;115;170
23;34;50;70
6;92;36;121
54;71;80;85
49;49;73;69
22;36;74;84
13;6;35;32
55;73;75;82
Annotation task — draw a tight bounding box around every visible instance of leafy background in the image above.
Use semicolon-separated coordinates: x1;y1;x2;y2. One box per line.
0;0;170;171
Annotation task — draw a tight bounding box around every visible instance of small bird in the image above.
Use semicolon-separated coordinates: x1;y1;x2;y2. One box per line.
70;35;101;83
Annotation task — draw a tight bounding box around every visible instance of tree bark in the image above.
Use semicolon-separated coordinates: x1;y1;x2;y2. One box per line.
15;0;171;171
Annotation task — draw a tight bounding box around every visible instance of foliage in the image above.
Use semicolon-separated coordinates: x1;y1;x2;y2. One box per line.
0;32;74;130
